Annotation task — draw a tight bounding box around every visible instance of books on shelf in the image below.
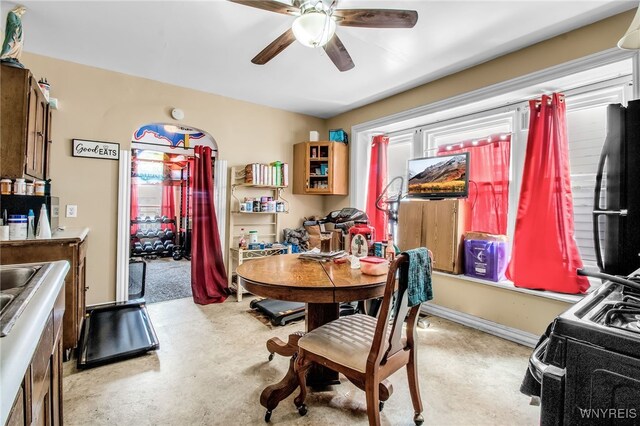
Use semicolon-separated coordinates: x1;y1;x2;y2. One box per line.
243;162;289;186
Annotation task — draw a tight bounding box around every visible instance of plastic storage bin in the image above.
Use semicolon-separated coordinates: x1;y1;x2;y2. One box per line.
464;232;508;282
360;256;389;276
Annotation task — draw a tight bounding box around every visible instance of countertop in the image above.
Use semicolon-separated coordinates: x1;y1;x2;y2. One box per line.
0;260;70;424
0;227;89;246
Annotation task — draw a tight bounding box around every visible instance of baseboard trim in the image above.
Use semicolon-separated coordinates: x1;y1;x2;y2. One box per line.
421;304;539;348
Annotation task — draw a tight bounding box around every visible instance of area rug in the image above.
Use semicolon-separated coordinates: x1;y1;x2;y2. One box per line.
143;258;192;304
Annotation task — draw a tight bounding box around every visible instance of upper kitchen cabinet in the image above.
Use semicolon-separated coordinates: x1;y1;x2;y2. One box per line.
293;141;348;195
1;65;51;181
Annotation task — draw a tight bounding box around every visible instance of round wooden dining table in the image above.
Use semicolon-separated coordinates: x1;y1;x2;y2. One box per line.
236;254;389;421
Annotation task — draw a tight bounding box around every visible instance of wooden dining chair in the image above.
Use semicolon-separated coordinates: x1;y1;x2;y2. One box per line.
294;253;425;425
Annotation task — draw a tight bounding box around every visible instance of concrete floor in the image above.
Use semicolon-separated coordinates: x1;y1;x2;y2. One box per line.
63;297;540;425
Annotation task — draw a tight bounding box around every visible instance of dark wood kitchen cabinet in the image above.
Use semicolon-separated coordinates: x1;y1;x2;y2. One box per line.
0;233;88;358
0;64;51;180
6;283;64;426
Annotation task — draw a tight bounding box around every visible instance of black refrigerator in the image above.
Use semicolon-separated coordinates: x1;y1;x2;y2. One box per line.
593;99;640;276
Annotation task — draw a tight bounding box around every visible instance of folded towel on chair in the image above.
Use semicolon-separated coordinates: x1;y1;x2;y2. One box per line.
401;248;433;307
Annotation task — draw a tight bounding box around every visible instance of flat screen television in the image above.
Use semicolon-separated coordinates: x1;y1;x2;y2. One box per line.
407;152;469;199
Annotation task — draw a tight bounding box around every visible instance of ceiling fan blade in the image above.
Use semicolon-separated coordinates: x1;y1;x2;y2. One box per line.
333;9;418;28
251;28;296;65
228;0;299;16
323;35;354;72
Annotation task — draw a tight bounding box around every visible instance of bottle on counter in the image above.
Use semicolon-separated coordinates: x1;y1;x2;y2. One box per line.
385;234;396;261
36;204;52;239
27;209;35;239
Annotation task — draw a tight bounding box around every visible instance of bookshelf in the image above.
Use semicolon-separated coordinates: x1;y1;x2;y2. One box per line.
227;165;290;301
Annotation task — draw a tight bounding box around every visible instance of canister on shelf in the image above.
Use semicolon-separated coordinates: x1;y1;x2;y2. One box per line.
260;201;268;212
253;200;260;212
13;178;26;195
267;200;276;212
25;183;34;195
276;201;285;212
249;230;258;244
0;179;12;195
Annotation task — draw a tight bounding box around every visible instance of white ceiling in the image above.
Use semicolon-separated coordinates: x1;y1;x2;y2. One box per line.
2;0;636;118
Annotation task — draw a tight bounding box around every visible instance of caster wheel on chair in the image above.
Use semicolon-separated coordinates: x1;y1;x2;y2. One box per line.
264;410;272;423
379;401;385;412
268;353;275;361
414;412;424;425
297;404;307;416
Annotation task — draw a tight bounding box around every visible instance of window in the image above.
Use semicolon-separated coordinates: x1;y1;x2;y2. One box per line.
353;54;635;292
387;133;413;186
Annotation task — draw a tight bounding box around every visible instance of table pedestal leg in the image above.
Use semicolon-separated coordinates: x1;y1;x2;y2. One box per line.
306;302;340;388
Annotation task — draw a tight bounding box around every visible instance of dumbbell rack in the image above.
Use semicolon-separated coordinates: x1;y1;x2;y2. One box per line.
130;217;177;257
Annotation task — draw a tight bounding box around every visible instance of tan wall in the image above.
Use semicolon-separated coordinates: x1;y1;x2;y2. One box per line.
432;275;571;336
21;52;327;305
322;10;635;334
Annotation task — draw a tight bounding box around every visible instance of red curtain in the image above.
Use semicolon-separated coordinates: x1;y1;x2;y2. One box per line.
506;93;589;294
191;146;228;304
161;184;176;231
438;134;511;235
366;135;389;241
130;182;139;234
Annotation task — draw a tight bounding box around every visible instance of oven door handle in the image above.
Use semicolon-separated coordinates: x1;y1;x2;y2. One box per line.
528;337;549;384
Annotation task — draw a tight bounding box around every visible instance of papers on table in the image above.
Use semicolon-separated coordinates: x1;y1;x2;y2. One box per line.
299;250;348;262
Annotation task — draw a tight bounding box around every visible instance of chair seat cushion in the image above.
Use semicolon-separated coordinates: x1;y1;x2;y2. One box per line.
298;314;386;373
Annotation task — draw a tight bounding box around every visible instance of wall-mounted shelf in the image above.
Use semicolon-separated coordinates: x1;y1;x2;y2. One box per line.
293;141;348;195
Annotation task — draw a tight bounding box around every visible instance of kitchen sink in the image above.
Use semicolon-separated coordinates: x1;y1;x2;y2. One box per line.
0;263;52;337
0;294;15;313
0;267;38;291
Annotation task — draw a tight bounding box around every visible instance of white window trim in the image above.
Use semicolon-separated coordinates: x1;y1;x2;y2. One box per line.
348;48;639;301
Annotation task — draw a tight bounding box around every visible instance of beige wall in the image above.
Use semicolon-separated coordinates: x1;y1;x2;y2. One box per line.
21;52;327;305
322;10;635;335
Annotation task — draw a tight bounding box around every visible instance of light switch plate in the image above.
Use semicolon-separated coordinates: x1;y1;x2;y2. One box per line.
66;205;77;218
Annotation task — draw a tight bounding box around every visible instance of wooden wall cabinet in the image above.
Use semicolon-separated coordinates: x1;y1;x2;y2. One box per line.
398;199;470;274
6;282;64;426
0;64;51;180
0;236;88;358
293;141;348;195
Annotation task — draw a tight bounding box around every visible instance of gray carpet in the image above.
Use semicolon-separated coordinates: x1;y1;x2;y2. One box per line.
143;258;192;304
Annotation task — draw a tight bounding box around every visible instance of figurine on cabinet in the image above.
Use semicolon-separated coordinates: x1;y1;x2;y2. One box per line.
1;6;27;68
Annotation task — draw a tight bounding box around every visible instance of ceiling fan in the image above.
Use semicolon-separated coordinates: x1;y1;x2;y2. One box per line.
229;0;418;72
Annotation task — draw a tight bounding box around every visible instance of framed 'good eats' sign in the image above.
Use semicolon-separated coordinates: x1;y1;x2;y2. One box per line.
72;139;120;160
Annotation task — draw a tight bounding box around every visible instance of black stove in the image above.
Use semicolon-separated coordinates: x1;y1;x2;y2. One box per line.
526;271;640;425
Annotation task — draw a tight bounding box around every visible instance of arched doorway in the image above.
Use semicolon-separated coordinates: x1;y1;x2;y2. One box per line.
116;123;227;303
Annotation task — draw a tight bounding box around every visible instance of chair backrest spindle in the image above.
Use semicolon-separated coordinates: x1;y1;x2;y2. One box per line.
367;254;424;370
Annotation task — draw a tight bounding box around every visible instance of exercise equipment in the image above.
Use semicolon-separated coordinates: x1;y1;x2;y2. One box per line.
250;298;306;326
77;260;159;369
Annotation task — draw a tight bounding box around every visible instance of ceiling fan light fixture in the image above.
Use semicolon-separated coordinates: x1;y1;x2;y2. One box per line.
292;11;336;48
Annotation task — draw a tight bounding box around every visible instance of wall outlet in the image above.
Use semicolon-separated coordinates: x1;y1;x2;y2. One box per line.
66;205;77;218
